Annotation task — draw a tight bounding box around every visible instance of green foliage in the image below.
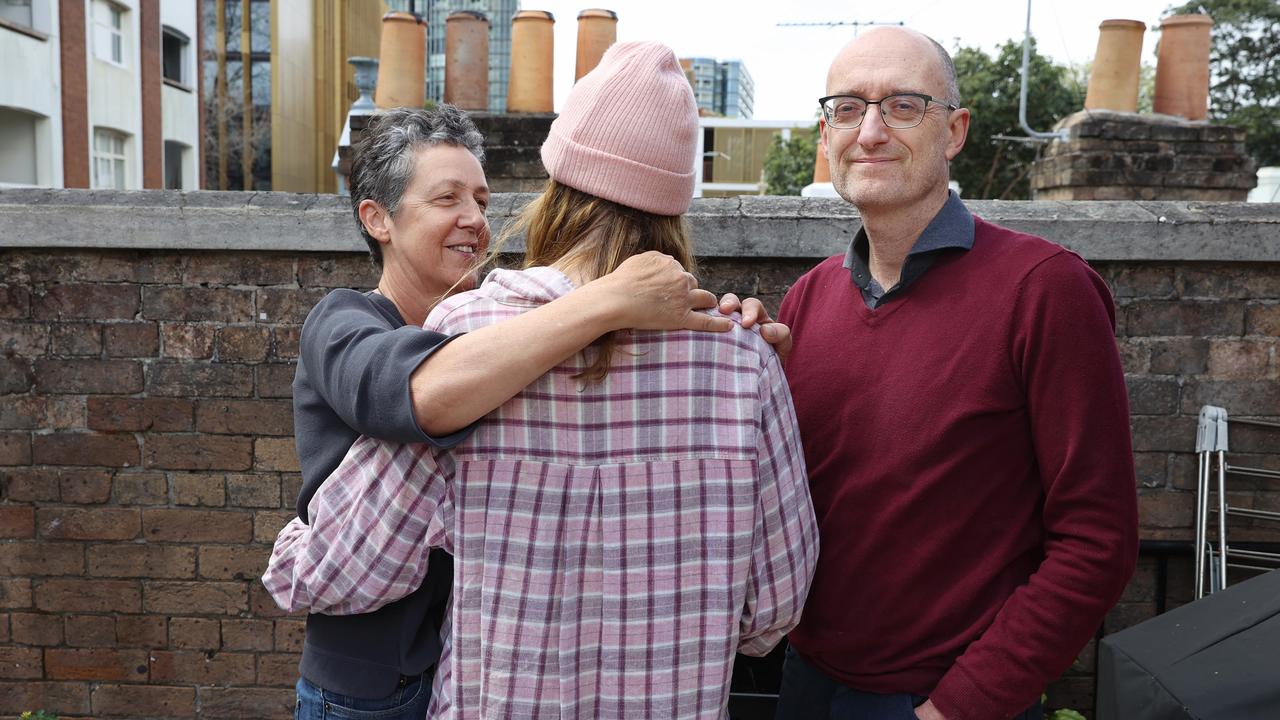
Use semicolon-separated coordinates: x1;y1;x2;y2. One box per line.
1049;710;1088;720
21;712;59;720
950;39;1081;199
762;124;820;196
1168;0;1280;166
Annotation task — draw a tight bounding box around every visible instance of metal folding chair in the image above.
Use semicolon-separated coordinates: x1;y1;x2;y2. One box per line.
1193;405;1280;599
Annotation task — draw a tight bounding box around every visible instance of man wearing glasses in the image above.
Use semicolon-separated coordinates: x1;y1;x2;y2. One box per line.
774;27;1138;720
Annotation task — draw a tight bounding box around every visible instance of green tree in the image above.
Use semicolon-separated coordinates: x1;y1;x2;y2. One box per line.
1168;0;1280;166
762;124;819;196
951;39;1080;199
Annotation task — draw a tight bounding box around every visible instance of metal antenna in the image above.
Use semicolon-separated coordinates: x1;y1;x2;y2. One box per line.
1019;0;1069;140
776;20;905;34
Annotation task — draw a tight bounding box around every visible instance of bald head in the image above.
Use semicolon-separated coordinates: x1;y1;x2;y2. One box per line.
827;27;960;107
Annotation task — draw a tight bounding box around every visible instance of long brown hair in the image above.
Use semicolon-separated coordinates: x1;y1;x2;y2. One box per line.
493;179;696;383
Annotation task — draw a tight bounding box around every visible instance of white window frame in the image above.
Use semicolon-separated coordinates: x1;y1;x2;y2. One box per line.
93;0;126;67
93;128;128;190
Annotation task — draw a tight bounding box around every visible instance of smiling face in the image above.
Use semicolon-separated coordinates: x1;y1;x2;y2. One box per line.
821;28;969;218
381;144;491;302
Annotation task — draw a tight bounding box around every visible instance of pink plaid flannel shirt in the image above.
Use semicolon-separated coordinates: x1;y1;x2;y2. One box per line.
264;266;819;719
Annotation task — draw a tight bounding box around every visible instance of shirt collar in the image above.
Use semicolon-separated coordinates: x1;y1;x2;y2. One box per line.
478;266;578;306
843;190;975;283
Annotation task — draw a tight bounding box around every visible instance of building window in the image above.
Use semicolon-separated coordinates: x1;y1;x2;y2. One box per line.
164;140;186;189
0;0;33;28
93;128;128;189
0;108;39;185
162;26;189;85
93;0;125;66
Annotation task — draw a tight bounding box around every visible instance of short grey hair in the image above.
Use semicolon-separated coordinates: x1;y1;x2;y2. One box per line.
349;105;486;265
928;36;961;107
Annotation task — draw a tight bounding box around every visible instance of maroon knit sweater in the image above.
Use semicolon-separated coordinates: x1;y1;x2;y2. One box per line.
778;217;1138;720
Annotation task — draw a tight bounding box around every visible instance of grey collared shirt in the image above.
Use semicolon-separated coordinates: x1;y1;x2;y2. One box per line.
843;190;976;309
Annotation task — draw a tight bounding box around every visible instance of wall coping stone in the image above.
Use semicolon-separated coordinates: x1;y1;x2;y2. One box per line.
2;189;1278;262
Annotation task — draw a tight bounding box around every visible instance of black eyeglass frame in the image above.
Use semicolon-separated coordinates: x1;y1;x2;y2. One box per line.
818;93;959;130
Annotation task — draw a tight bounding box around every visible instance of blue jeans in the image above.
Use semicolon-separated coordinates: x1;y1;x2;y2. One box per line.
774;645;1044;720
295;673;430;720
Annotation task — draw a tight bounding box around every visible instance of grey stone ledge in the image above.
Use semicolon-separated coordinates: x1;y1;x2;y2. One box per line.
2;189;1278;263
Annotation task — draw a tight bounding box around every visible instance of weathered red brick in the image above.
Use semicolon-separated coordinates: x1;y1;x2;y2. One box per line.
257;652;299;687
0;321;49;356
298;256;379;289
143;508;252;543
88;396;194;432
1180;380;1280;416
21;251;184;285
46;394;86;428
1124;300;1245;337
256;362;297;398
0;645;42;678
1;467;60;502
33;432;140;467
197;687;295;719
146;361;255;398
274;618;306;651
160;322;215;359
272;325;302;360
257;287;327;324
0;431;32;466
143;581;248;615
91;684;196;719
144;434;253;471
0;394;45;429
170;472;226;506
1246;303;1280;337
50;321;104;356
252;510;295;544
45;647;149;681
1138;490;1195;529
0;680;90;716
185;254;296;286
88;543;197;579
169;616;222;650
255;437;300;472
59;468;114;503
112;471;169;505
10;611;64;645
0;578;33;609
35;579;141;613
221;618;274;651
0;355;34;394
151;648;256;681
195;399;293;436
217;325;271;362
65;613;116;646
34;358;144;394
37;507;140;540
227;473;283;508
115;614;167;647
0;541;83;575
0;505;36;538
1207;339;1272;379
143;287;255;322
199;545;270;581
104;321;160;357
32;283;140;321
0;285;33;319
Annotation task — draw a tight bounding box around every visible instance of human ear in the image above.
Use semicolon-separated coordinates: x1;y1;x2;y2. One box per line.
358;199;393;245
944;107;970;161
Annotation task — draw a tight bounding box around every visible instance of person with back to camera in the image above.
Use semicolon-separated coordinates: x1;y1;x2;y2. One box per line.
286;101;793;718
267;41;819;720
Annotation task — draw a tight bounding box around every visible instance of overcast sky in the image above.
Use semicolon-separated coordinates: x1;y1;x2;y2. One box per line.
531;0;1183;119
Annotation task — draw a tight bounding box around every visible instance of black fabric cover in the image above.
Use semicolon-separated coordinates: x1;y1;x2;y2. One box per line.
1098;569;1280;720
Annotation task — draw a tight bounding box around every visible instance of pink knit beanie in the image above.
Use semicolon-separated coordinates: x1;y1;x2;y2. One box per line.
540;41;698;216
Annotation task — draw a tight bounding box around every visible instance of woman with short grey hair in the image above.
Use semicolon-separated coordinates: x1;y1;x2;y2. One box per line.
282;104;789;719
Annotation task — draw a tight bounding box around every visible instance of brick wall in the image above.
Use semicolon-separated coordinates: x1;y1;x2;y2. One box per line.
1;192;1278;718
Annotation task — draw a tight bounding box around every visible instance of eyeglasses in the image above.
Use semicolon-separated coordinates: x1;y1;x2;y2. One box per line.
818;93;958;130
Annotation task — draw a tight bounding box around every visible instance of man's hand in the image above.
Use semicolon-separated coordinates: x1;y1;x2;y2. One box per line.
718;293;793;360
915;699;948;720
588;251;731;332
